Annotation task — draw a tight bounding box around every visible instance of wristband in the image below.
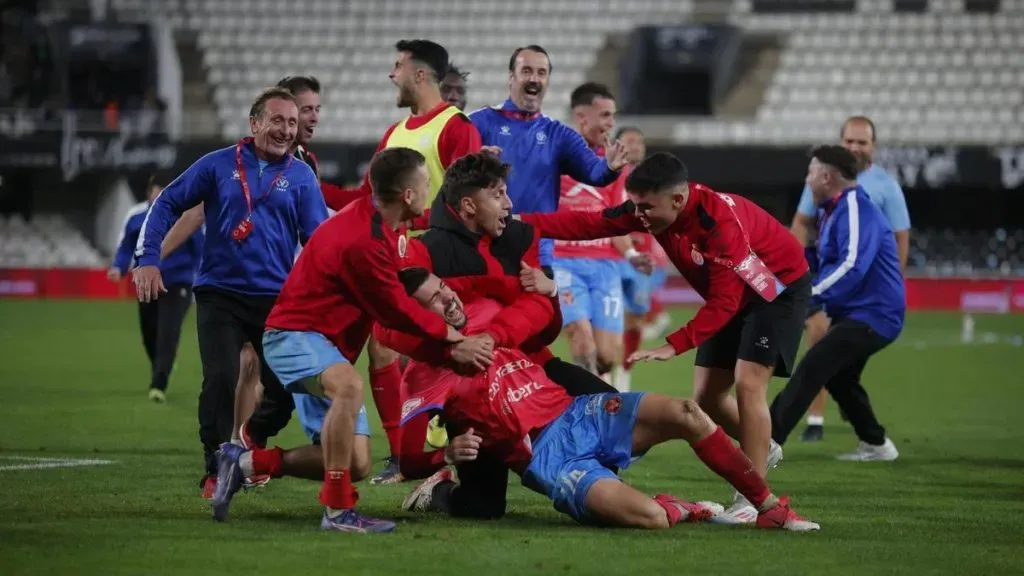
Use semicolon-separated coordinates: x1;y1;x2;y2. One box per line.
624;248;641;260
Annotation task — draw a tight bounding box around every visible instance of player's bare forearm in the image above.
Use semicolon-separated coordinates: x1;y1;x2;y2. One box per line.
161;204;204;259
895;230;910;272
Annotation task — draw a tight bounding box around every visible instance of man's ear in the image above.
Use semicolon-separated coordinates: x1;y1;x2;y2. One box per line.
459;196;474;216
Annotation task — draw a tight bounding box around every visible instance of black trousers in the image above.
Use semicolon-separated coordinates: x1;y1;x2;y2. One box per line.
446;357;618;518
194;288;294;477
769;318;893;446
137;285;193;392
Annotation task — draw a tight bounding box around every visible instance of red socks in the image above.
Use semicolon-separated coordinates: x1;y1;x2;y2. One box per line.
623;328;641;370
370;362;403;459
647;297;664;323
251;446;283;478
691;427;771;508
319;468;358;510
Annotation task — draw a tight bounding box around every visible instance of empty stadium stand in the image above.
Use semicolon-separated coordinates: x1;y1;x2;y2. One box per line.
111;0;1024;145
0;214;105;268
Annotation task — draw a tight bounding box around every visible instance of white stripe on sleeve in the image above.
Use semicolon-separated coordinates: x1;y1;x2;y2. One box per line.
812;192;859;297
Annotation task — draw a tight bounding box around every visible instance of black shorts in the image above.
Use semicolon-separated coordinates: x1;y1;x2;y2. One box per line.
694;273;811;378
805;302;825;319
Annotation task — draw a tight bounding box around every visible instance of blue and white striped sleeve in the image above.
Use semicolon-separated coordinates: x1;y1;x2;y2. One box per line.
811;193;881;304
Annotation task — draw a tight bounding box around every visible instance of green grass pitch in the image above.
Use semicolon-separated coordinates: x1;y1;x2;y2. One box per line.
1;300;1023;575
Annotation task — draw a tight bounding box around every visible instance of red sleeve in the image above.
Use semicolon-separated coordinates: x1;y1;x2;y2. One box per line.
398;411;447;480
321;181;369;212
519;291;562;353
323;124;398;211
484;231;554;348
665;221;747;354
374;324;451;365
438;114;482;168
343;237;451;341
520;203;643;240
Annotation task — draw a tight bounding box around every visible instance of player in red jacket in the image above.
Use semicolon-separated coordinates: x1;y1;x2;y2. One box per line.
209;148;477;534
387;270;819;530
519;152;813;523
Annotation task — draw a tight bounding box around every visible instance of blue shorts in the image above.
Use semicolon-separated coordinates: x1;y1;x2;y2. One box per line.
553;258;624;334
621;265;668;316
293;394;370;444
522;392;646;523
263;329;369;441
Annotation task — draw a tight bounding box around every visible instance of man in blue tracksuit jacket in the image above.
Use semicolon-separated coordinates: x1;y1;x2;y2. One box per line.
468;45;629;267
109;174;203;402
769;145;904;462
132;87;328;485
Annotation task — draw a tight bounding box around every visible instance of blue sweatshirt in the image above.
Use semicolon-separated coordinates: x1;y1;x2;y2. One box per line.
469;98;620;265
135;141;328;297
812;186;905;341
114;201;203;287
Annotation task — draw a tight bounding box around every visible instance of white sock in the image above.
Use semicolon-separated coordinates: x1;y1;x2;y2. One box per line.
807;415;824;426
239;451;255;477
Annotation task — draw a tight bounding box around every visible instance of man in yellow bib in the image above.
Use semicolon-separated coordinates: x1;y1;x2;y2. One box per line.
322;39;481;211
319;39;482;486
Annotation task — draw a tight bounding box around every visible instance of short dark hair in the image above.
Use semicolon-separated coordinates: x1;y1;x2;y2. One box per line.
810;145;859;181
445;63;469;81
249;86;297;120
276;75;321;95
570;82;614;108
369;147;426;204
615;126;644;140
440;152;511;207
395;39;450;80
398;267;431;296
840;115;877;142
625;152;689;195
508;45;552;73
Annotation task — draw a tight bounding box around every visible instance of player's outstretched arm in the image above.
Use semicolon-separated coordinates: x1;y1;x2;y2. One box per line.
519;201;642;241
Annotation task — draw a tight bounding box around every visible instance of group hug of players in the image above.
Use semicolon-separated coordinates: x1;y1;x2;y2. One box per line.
124;38;908;534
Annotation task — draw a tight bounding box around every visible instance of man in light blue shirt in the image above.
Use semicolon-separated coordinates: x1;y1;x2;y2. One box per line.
789;116;911;442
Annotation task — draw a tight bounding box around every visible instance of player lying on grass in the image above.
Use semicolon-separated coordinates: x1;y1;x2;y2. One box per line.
386;268;820;530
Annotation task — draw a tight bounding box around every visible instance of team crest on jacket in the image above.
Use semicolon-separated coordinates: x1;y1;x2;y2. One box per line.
561;290;574;305
691;247;704;266
398;234;408;258
604;395;622;415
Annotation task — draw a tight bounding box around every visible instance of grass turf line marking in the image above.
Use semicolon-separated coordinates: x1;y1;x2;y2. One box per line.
0;456;116;472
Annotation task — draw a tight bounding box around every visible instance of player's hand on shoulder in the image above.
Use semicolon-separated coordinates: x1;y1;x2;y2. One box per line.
520;261;556;296
451;335;495;371
628;344;676;363
132;265;166;303
445;427;482;464
481;145;502;157
106;267;122;282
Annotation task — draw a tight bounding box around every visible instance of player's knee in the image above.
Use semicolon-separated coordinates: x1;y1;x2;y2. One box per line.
734;368;771;398
319;368;362;402
668;398;716;441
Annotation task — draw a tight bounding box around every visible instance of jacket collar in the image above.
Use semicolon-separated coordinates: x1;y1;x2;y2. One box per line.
499;98;542;121
427;193;483;245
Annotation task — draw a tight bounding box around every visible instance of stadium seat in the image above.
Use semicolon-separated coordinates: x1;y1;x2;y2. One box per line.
0;214;105;269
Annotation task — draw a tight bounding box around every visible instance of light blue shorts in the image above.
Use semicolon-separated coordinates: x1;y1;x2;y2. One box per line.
522;392;646;524
263;329;369;442
553;258;625;334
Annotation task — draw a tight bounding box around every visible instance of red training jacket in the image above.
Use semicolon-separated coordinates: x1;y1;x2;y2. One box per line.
521;183;809;354
265;196;450;363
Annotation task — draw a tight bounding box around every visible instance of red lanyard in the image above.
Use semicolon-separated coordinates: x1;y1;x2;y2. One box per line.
234;137;293;216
